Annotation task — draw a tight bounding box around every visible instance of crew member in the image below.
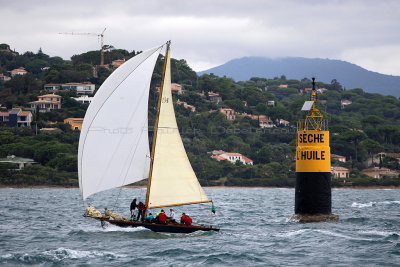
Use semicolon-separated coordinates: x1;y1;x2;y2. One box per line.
158;209;167;224
184;214;192;226
144;213;154;223
169;208;176;222
130;198;137;219
137;201;146;222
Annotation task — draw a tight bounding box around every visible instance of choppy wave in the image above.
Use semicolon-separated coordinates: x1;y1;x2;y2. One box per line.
0;247;124;264
351;200;400;208
276;229;310;237
1;188;400;266
359;230;400;238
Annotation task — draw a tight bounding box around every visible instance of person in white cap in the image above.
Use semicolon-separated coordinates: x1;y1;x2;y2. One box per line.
169;208;176;222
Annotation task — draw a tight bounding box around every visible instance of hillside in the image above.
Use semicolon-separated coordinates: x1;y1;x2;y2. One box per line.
0;43;399;187
198;57;400;97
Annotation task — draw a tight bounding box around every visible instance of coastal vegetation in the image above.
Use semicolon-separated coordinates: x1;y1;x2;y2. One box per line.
0;43;399;187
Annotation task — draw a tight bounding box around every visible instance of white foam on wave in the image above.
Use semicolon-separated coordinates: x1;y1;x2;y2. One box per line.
0;253;13;260
1;247;125;263
276;229;374;241
77;223;148;233
276;229;310;238
381;200;400;205
351;202;375;208
43;247;125;260
351;200;400;208
359;230;400;237
314;229;363;240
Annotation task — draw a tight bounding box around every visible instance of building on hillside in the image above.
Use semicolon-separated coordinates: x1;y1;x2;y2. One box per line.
279;84;288;88
258;115;274;128
44;82;95;94
373;152;400;165
361;167;399;179
0;73;11;82
220;108;236;121
44;84;62;90
331;166;349;178
10;67;27;76
0;155;36;170
40;128;62;134
241;113;274;128
211;151;253;165
171;83;183;95
304;88;312;93
176;99;195;112
267;100;275;107
208;91;222;103
331;154;346;162
341;99;352;109
112;59;126;68
317;88;328;94
0;108;32;127
30;94;61;113
277;118;290;126
211;150;225;156
72;95;93;104
64;118;84;130
196;91;205;97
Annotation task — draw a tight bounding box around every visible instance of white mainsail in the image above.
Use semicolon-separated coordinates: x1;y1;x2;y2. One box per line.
147;47;209;208
78;46;163;200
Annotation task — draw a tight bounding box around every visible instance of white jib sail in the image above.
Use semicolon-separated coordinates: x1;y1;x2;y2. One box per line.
79;46;163;200
148;48;209;208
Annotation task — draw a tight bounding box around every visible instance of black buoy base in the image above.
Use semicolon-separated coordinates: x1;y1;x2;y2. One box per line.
295;172;331;214
290;213;339;223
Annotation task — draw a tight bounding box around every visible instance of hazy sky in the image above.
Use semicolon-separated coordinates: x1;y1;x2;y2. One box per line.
1;0;400;75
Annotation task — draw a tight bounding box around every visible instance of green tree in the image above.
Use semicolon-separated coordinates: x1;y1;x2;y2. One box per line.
341;130;367;162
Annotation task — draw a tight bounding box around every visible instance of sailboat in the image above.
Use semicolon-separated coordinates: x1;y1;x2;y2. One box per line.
78;41;219;233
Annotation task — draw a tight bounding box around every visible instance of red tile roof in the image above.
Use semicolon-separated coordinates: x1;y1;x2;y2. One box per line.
211;155;225;161
18;111;31;116
223;152;242;156
242;156;253;163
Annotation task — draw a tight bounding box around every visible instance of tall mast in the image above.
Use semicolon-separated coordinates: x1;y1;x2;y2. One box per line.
144;41;171;216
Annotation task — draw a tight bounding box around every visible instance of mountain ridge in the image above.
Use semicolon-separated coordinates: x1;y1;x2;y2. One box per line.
198;57;400;97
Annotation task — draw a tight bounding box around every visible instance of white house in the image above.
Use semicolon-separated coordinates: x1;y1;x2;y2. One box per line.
72;95;94;104
44;82;95;94
10;67;27;76
0;155;36;170
211;151;253;165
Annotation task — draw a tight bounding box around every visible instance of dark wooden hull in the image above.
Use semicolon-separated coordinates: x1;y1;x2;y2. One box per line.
88;216;219;233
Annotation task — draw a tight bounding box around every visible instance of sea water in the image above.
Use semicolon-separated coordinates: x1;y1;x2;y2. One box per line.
0;188;399;266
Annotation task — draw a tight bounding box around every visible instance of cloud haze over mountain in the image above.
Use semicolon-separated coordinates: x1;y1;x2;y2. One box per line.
1;0;400;76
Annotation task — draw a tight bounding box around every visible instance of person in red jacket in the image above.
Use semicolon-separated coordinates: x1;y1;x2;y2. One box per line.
180;213;192;226
180;213;187;224
184;215;192;226
137;202;146;222
158;209;167;224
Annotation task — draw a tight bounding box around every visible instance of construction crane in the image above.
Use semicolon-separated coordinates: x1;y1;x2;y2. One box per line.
59;28;107;65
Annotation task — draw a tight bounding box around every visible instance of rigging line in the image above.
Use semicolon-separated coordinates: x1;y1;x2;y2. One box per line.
79;46;163;198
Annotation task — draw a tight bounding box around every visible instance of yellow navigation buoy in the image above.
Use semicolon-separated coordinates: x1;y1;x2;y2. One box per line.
294;78;338;221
